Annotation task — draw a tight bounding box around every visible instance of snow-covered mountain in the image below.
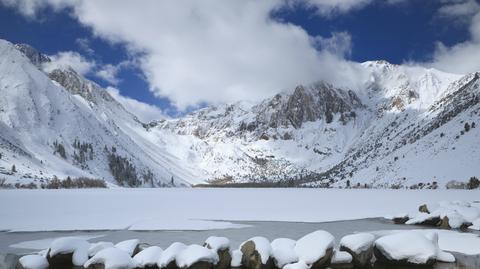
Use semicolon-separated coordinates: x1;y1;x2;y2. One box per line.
0;40;203;187
0;39;479;188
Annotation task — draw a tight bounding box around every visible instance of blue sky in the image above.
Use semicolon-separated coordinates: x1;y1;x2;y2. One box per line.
0;0;479;120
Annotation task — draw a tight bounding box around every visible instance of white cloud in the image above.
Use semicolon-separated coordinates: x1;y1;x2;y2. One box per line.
95;60;131;85
426;1;480;74
313;31;352;58
287;0;373;16
3;0;368;110
106;86;167;122
75;37;94;55
42;51;96;75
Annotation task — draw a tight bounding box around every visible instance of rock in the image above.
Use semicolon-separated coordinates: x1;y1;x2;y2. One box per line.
115;239;141;257
270;238;297;268
294;230;334;269
84;247;137;269
16;255;49;269
133;246;163;269
330;250;353;269
204;237;231;269
240;237;274;269
419;204;430;213
339;233;375;267
176;245;218;269
373;232;437;267
47;237;89;268
392;216;409;224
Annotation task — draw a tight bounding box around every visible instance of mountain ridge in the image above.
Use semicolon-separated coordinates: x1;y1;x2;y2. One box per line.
0;39;479;188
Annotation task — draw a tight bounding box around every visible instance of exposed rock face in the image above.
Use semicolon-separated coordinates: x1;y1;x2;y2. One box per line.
14;43;51;68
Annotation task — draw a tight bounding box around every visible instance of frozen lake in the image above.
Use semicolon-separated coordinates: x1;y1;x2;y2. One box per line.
1;188;479;232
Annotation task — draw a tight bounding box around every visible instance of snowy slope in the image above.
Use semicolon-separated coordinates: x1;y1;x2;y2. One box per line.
0;39;202;187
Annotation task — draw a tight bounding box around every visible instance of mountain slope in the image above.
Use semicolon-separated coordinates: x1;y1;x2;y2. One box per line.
0;39;202;187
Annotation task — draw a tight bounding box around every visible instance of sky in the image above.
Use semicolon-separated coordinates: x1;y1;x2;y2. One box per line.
1;0;480;121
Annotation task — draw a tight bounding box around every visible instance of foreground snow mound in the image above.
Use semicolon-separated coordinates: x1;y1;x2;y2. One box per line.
176;244;219;268
374;232;438;265
283;261;309;269
339;233;375;267
48;237;89;266
294;230;334;266
204;236;230;251
270;238;298;268
88;242;115;257
18;255;49;269
424;232;455;263
84;247;138;269
230;250;242;267
115;239;140;256
469;218;480;230
133;246;163;268
331;250;352;264
158;242;187;268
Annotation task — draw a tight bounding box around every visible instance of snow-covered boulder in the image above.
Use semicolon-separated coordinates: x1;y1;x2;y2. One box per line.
240;237;273;269
270;238;297;268
469;218;480;230
204;236;231;269
294;230;334;269
230;250;242;268
158;242;187;269
17;255;49;269
424;232;455;263
84;247;138;269
133;246;163;268
330;250;353;269
115;239;140;257
282;261;308;269
89;242;115;257
339;233;375;267
373;232;438;266
47;237;89;267
176;245;219;269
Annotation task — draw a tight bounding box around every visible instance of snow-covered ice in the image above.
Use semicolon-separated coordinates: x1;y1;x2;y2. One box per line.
114;239;139;256
133;246;163;267
48;237;89;266
339;233;375;254
270;238;298;267
18;255;49;269
294;230;334;265
176;244;219;268
84;247;138;269
158;242;187;268
1;189;479;232
204;236;230;251
241;237;271;264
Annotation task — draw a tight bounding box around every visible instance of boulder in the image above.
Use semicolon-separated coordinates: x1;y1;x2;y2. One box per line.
339;233;375;267
329;250;353;269
16;255;49;269
270;238;298;268
47;237;89;268
294;230;334;269
84;247;137;269
392;216;409;224
133;246;163;269
115;239;141;257
176;245;219;269
240;237;274;269
373;232;437;267
158;242;187;269
204;236;231;269
230;249;243;268
419;204;430;214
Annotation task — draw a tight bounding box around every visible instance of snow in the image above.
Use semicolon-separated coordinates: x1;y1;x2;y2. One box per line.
469;218;480;230
282;261;309;269
18;255;49;269
294;230;334;265
231;249;242;267
84;247;138;269
424;232;455;263
331;250;352;264
48;237;89;266
270;238;298;267
241;237;271;264
1;189;480;232
204;236;230;251
158;242;187;268
88;242;115;257
114;239;139;256
176;244;219;268
374;231;447;264
8;234;104;251
339;233;375;254
402;200;480;229
132;246;163;267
